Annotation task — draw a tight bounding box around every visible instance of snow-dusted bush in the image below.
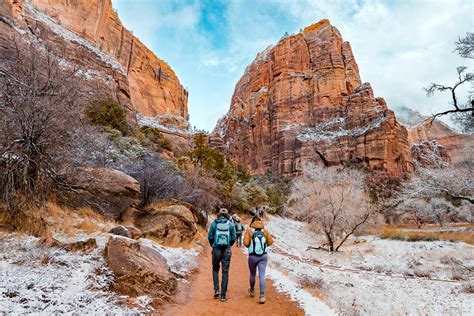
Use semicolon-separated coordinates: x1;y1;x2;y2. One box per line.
288;164;374;251
394;163;473;226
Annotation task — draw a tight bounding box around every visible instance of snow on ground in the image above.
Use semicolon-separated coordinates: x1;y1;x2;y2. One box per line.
140;238;201;277
265;215;474;315
267;267;335;315
0;232;140;314
0;231;202;314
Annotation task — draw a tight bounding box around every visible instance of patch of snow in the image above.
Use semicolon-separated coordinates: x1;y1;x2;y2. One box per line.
265;215;474;315
255;45;274;63
267;268;335;316
0;232;141;314
296;114;387;143
136;114;192;135
140;239;201;277
23;2;125;74
279;123;302;132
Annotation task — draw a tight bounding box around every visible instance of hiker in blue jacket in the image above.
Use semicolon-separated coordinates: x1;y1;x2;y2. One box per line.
208;208;237;302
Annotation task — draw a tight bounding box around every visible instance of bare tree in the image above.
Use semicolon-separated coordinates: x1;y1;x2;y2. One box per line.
455;32;474;59
394;163;473;227
288;165;373;252
424;32;473;125
398;164;473;205
0;40;89;233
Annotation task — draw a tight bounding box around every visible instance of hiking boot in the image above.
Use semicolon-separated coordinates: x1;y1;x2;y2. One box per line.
213;290;220;299
248;288;255;297
220;294;228;302
260;295;266;304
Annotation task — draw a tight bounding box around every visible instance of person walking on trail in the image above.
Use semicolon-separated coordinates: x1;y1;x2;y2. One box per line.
244;216;273;304
208;208;237;302
235;219;245;247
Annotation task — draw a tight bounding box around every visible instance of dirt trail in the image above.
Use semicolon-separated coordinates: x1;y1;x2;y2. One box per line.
163;227;304;315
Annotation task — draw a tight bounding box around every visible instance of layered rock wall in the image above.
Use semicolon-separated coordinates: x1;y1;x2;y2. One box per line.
1;0;188;122
215;19;413;176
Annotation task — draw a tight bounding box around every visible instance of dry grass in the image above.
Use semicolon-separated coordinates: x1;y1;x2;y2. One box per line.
74;220;100;234
74;207;104;221
380;227;474;245
462;281;474;294
299;275;325;289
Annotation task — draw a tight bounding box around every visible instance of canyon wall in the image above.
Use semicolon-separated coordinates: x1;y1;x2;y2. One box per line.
214;19;413;176
0;0;188;125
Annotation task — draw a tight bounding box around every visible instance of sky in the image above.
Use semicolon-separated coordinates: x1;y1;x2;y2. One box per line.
112;0;474;131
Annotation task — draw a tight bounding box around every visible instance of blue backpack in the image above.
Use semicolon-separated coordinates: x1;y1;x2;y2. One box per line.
214;221;231;247
249;229;267;256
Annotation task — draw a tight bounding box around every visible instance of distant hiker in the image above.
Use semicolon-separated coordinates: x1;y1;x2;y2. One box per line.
244;216;273;304
235;219;245;247
208;208;237;302
230;212;238;224
258;207;265;218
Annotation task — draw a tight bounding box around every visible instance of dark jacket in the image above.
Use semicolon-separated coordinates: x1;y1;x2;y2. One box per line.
208;217;237;248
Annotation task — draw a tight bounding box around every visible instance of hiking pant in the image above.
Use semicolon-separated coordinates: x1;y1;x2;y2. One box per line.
248;253;268;296
236;232;243;247
212;247;232;295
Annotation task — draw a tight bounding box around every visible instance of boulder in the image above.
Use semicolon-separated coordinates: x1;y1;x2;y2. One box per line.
109;226;143;240
60;168;140;220
104;237;177;304
136;200;198;245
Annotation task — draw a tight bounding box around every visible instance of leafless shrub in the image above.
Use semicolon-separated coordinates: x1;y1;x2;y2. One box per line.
394;164;473;227
461;281;474;293
407;257;422;269
413;268;432;278
0;40;94;234
127;157;218;226
288;164;374;252
299;275;326;290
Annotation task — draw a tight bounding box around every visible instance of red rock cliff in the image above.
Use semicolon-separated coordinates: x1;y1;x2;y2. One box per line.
214;19;413;176
1;0;188;121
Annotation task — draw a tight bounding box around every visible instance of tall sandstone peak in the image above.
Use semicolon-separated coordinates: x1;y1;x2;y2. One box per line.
0;0;188;124
214;19;413;176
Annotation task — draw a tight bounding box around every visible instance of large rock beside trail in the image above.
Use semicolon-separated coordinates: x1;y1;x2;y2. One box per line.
104;237;177;303
60;168;140;221
214;19;413;176
136;200;198;245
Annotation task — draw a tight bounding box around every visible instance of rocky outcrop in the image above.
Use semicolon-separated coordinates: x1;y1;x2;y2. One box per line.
104;237;177;304
109;226;143;240
214;19;413;176
408;120;474;166
136;200;198;245
60;168;140;221
0;0;188;127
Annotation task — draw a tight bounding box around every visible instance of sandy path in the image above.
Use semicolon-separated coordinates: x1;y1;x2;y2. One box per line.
163;237;304;315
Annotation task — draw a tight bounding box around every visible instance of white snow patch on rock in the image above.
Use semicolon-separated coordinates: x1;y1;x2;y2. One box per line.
23;2;125;74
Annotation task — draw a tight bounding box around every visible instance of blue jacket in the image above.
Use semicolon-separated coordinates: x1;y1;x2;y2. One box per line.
208;217;237;248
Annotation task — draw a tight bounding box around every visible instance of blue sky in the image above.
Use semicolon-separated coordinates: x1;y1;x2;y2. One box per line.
113;0;473;131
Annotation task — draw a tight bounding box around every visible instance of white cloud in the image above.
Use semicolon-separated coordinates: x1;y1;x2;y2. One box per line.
113;0;473;131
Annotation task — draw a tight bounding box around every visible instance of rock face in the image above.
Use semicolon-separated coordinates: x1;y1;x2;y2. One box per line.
214;19;413;176
408;120;474;166
136;200;198;245
104;237;177;304
0;0;188;126
60;168;140;221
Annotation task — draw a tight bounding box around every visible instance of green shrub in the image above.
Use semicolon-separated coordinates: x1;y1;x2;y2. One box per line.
138;126;173;151
85;98;130;134
186;133;250;207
